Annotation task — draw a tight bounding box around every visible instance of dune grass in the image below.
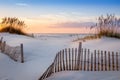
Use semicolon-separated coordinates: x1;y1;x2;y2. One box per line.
97;28;120;38
0;17;28;36
0;26;27;35
91;14;120;39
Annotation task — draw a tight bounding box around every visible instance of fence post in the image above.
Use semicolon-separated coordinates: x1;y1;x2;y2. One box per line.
91;53;93;71
2;41;6;53
112;52;114;71
74;48;77;70
104;51;107;71
58;52;60;72
72;48;74;70
116;52;119;71
65;48;68;70
84;48;86;71
98;50;100;71
0;37;3;50
101;51;103;71
0;37;3;42
54;54;57;73
56;53;58;72
78;42;82;50
87;49;90;71
94;50;96;71
69;48;71;70
80;48;83;70
21;44;24;63
0;37;3;43
108;51;111;71
62;49;65;71
60;51;62;71
77;42;82;70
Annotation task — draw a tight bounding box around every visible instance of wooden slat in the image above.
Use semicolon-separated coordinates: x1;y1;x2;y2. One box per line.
59;51;62;71
112;52;114;71
39;42;120;80
116;52;119;71
108;51;111;71
104;51;107;71
94;50;96;71
21;44;24;63
74;48;77;70
0;37;3;42
69;48;71;70
77;42;82;70
101;51;103;71
72;48;74;70
91;53;93;71
57;52;60;72
54;54;57;73
87;49;90;71
62;49;65;71
2;41;6;52
77;51;80;70
98;50;100;71
0;37;3;50
56;53;59;72
65;48;68;70
84;48;86;71
80;48;83;70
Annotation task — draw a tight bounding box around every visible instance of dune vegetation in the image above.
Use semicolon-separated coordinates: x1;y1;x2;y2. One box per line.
0;17;27;35
83;14;120;40
92;14;120;38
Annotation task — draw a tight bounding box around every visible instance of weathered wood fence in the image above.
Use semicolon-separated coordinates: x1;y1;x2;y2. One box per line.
39;42;120;80
0;37;24;63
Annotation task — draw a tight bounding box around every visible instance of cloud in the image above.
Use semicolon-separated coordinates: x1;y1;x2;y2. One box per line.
49;22;95;28
15;3;29;7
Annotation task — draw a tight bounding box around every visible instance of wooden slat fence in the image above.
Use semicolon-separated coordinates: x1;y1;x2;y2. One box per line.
39;42;120;80
0;37;24;63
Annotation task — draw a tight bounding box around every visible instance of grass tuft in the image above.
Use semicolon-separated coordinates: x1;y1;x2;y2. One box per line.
0;17;29;36
0;26;27;35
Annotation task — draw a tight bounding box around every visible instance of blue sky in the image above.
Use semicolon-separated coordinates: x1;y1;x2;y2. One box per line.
0;0;120;33
0;0;120;5
0;0;119;16
0;0;120;15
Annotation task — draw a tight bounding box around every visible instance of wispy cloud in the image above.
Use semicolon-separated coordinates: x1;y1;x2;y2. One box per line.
15;3;29;7
49;22;95;28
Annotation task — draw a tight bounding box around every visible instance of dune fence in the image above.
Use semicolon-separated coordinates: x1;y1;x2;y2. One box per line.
39;42;120;80
0;37;24;63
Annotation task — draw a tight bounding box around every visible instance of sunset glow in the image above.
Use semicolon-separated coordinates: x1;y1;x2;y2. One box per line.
0;0;120;33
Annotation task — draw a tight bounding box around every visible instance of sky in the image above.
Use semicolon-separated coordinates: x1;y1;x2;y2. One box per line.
0;0;120;33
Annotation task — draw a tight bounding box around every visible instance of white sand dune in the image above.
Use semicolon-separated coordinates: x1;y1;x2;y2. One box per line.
0;33;120;80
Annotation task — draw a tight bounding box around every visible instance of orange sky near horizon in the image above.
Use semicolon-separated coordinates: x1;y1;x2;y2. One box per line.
0;16;95;34
23;16;96;33
28;26;93;33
